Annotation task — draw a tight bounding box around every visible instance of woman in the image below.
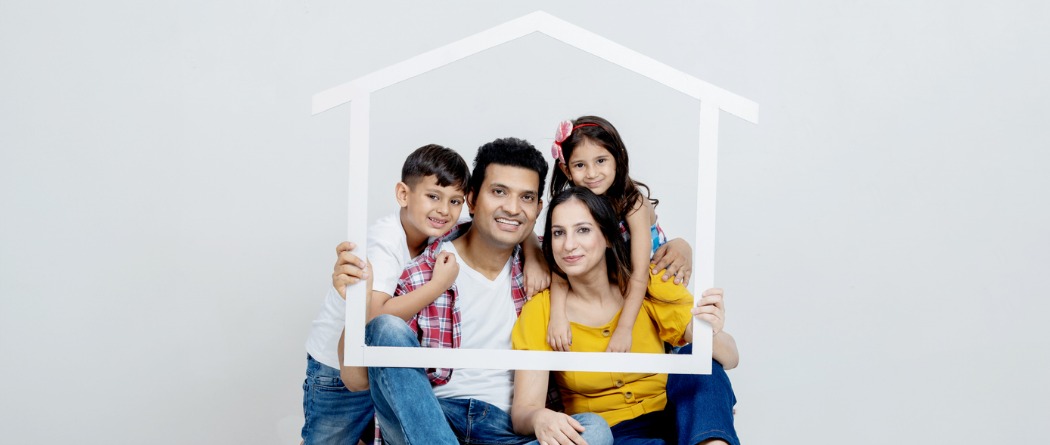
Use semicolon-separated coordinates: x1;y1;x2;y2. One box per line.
511;187;740;445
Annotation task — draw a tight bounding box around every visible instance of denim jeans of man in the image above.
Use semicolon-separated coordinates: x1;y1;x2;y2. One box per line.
609;345;739;445
302;354;376;445
365;315;613;445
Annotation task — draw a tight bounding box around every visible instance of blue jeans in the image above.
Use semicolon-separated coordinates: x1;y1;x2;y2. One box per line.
366;315;613;445
302;354;375;445
610;345;738;445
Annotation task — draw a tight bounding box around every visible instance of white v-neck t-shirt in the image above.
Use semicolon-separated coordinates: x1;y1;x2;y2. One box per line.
429;241;518;412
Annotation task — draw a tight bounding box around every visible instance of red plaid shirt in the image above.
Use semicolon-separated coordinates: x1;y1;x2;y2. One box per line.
393;221;528;385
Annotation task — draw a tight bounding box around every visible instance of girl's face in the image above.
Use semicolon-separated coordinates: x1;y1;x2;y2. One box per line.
563;139;617;196
550;198;608;279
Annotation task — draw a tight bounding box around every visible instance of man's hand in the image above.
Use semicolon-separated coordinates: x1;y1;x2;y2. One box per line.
531;410;590;445
430;251;460;291
691;288;725;334
333;241;369;299
651;238;692;285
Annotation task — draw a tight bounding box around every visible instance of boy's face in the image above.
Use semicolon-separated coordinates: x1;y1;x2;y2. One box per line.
466;164;542;250
396;175;466;239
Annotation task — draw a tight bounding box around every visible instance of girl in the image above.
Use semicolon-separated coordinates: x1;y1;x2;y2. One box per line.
545;115;689;352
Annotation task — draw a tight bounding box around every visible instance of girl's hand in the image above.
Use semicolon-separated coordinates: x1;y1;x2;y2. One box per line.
333;241;370;299
523;256;551;298
691;288;725;334
547;314;573;352
605;328;633;353
431;251;460;290
651;238;692;285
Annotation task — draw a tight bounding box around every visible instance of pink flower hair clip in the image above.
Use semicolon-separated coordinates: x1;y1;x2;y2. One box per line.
551;120;574;163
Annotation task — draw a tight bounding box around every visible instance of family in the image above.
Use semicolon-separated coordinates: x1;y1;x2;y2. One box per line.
302;116;740;445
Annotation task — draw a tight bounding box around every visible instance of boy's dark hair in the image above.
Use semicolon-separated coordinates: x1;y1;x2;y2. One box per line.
401;144;470;191
468;137;549;201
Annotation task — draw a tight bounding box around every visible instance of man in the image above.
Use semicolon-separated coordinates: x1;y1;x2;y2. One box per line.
335;138;611;445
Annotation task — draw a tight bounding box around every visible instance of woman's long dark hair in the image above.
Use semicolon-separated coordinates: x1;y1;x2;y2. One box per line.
549;116;658;225
542;187;632;295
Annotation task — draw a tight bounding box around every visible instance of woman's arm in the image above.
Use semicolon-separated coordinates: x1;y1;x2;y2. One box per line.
511;370;590;444
684;288;740;370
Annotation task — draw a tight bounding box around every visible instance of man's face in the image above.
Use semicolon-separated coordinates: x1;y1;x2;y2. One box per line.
467;164;543;250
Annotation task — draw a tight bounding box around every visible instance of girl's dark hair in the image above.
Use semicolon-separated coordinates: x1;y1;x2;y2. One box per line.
542;187;632;296
549;116;657;225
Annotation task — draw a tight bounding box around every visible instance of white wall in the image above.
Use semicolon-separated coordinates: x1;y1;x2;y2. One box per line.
2;1;1048;443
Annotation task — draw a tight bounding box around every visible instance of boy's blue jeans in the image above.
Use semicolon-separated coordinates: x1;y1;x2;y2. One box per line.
609;345;739;445
365;315;613;445
301;354;375;445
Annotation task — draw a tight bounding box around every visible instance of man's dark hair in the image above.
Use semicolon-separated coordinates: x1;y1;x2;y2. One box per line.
468;137;549;200
401;144;471;191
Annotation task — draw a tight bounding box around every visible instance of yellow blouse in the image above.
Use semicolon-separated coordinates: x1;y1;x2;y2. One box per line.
511;274;694;427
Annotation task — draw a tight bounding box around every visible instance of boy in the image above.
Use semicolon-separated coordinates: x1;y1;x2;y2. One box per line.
302;144;470;445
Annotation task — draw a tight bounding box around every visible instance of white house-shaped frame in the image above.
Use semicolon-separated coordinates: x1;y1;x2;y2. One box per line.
314;10;758;374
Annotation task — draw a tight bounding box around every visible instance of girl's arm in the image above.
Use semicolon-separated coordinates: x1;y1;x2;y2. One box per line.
607;196;654;352
511;370;590;443
685;288;740;370
522;233;551;298
547;274;572;351
372;251;459;322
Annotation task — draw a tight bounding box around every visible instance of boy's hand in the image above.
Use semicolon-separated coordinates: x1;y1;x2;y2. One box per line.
523;252;551;298
605;329;633;353
333;242;370;299
547;314;572;352
652;238;692;285
691;288;725;334
430;251;459;291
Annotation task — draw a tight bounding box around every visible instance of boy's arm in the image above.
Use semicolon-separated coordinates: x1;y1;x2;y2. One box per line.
337;255;373;391
332;241;370;299
607;198;653;352
547;274;571;351
522;233;551;297
374;251;459;321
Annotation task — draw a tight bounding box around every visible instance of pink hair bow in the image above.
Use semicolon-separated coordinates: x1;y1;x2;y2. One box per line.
551;120;573;162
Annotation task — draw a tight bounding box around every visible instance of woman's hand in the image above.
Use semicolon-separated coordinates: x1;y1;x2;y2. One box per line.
531;409;592;445
691;288;725;334
333;241;370;299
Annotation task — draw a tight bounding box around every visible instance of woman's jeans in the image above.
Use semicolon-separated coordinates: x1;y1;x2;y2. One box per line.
609;344;739;445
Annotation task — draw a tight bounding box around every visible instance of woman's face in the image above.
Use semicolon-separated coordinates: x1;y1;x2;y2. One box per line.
550;198;608;278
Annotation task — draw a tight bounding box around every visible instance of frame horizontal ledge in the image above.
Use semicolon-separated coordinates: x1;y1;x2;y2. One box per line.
352;346;712;375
